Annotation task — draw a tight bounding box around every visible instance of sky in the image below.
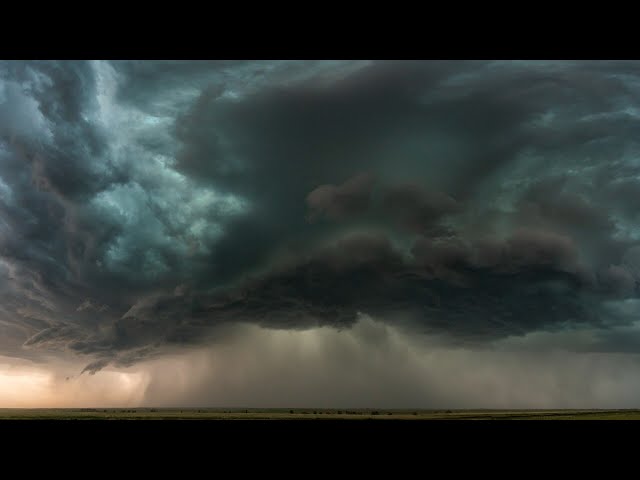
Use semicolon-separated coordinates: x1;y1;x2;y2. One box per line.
3;60;640;408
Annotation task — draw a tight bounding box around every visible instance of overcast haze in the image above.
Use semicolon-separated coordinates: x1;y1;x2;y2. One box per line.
2;60;640;408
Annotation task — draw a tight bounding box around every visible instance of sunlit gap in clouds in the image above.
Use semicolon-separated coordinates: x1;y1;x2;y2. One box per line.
0;357;148;408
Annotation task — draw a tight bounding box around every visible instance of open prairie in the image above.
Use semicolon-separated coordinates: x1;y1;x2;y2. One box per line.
2;409;640;420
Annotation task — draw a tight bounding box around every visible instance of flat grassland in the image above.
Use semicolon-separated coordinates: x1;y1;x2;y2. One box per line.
2;408;640;420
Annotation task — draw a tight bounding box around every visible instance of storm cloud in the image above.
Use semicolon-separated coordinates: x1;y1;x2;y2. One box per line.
3;60;640;406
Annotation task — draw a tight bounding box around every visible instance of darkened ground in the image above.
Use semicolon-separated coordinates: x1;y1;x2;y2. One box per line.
2;408;640;420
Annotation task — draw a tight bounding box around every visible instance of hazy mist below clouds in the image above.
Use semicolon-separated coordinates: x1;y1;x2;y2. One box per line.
5;316;640;409
138;317;640;409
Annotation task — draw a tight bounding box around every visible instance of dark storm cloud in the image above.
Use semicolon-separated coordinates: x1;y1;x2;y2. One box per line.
2;60;640;373
598;265;636;296
74;229;633;372
306;172;375;221
381;183;460;235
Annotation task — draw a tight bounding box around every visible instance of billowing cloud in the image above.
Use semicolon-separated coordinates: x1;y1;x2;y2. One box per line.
306;172;375;221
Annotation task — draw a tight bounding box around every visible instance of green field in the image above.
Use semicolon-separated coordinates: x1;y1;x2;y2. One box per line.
2;408;640;420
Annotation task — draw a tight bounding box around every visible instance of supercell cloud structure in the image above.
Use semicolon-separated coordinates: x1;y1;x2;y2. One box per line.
3;60;640;406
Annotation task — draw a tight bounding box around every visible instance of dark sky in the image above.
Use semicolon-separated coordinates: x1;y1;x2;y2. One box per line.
2;60;640;407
